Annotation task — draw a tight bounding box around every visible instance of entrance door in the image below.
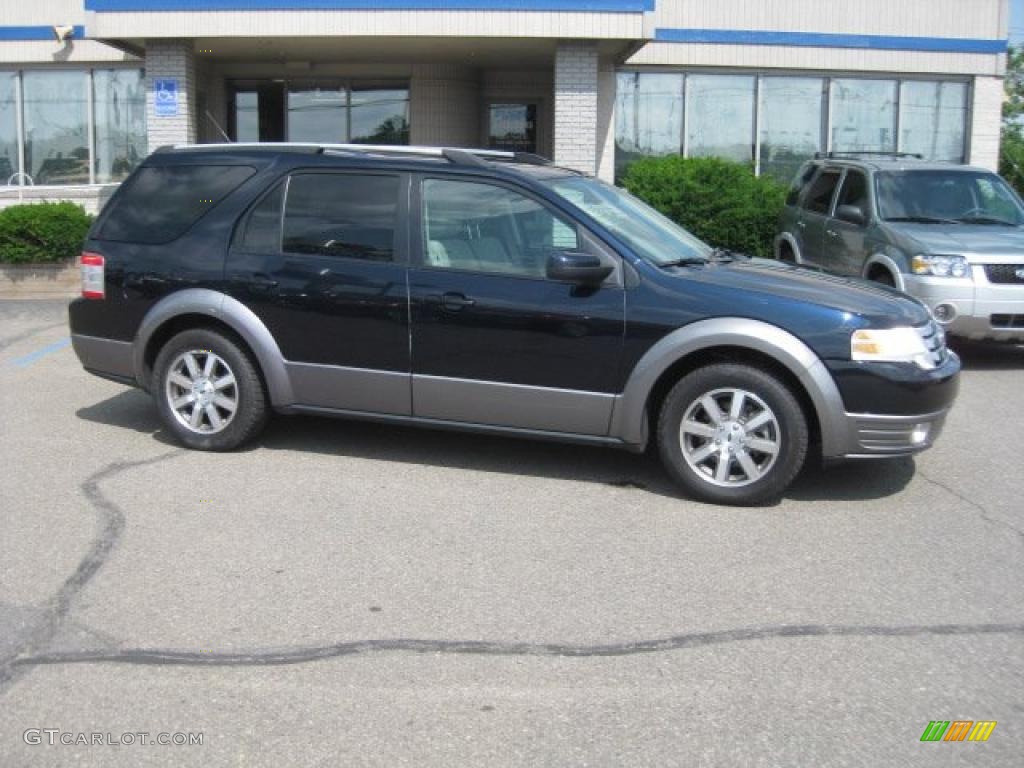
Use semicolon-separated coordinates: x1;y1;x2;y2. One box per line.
488;103;537;154
229;81;285;142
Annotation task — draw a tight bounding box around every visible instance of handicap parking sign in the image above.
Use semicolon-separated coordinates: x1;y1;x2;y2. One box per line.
154;79;178;117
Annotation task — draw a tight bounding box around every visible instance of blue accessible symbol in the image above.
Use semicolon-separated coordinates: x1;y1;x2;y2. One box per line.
154;79;179;117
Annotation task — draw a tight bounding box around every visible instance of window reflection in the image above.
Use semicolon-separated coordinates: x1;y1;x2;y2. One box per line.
686;74;755;164
287;83;347;143
351;86;409;144
23;71;89;185
93;69;146;183
830;78;896;154
615;72;683;180
759;77;824;182
0;73;17;184
900;81;967;163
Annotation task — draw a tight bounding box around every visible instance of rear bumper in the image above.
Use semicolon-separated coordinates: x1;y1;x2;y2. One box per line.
71;333;137;386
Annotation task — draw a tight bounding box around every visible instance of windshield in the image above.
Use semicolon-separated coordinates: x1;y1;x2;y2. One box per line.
876;170;1024;226
544;176;712;265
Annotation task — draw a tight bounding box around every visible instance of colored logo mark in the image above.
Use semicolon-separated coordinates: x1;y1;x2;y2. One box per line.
920;721;997;742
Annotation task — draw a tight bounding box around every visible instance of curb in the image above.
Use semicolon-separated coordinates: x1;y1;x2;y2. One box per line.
0;261;78;300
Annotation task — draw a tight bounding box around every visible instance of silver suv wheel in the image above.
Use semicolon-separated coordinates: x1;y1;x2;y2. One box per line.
679;387;781;488
164;349;239;435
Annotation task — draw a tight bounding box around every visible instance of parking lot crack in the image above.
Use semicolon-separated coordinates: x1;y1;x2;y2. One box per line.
0;451;184;694
11;621;1024;669
917;468;1024;548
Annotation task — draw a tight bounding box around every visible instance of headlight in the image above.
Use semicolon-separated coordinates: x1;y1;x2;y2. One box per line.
851;327;935;369
911;254;969;278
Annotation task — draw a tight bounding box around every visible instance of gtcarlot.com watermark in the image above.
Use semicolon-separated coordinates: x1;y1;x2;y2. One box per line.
24;729;203;747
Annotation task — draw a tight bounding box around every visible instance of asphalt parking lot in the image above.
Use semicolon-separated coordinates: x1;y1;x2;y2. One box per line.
1;298;1022;767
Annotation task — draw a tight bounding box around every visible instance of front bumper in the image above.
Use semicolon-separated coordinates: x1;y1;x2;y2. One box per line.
822;351;959;459
903;269;1024;342
831;408;949;459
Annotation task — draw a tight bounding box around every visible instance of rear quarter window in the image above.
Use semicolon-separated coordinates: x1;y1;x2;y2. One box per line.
786;164;819;206
97;164;256;244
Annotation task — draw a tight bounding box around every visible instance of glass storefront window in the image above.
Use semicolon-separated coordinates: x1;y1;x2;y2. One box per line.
686;74;755;164
830;78;897;155
899;81;968;163
351;86;409;144
759;77;824;182
287;83;347;143
0;73;17;184
615;72;683;180
93;69;146;183
23;71;89;185
234;91;260;142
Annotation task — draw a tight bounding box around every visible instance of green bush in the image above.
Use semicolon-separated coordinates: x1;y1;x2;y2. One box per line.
621;155;787;258
0;202;93;265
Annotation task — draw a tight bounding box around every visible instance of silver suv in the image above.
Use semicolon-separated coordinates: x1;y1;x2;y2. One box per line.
776;154;1024;341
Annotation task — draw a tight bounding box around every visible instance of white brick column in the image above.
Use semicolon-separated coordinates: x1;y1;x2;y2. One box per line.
554;41;599;174
145;39;196;151
969;75;1004;171
596;59;617;182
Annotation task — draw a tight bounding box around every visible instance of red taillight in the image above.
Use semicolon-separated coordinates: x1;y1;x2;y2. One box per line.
80;252;105;299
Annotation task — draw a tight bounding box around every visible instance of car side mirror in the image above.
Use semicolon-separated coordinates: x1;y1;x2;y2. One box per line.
546;250;614;284
836;204;867;227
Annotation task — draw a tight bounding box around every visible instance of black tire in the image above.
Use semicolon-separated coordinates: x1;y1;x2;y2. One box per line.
152;328;269;451
869;269;895;287
657;363;808;506
778;243;796;263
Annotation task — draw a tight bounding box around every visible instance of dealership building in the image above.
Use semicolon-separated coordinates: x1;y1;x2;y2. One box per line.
0;0;1011;210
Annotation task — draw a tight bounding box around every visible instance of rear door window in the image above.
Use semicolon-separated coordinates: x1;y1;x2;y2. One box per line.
282;173;399;262
98;164;256;243
803;169;842;215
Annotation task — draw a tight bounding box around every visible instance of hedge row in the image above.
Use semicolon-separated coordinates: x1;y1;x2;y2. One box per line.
621;156;788;258
0;202;93;265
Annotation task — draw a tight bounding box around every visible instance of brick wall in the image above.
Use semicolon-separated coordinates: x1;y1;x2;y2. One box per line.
554;42;599;175
969;76;1004;171
145;39;196;150
410;64;480;148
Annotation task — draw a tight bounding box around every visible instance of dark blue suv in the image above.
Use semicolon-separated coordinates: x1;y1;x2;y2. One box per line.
69;144;960;505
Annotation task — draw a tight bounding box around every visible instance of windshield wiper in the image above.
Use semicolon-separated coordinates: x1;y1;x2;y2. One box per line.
955;215;1019;226
656;256;708;269
885;215;961;225
709;247;750;262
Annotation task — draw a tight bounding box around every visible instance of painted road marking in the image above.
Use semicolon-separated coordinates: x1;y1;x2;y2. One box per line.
9;337;71;368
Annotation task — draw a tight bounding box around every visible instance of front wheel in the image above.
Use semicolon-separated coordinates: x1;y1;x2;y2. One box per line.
152;328;269;451
657;363;809;505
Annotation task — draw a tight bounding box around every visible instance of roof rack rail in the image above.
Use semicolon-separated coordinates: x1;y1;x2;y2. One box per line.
814;151;924;160
169;141;553;166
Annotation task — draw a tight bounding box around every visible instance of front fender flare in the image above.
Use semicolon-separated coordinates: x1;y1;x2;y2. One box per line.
608;318;851;457
132;288;294;406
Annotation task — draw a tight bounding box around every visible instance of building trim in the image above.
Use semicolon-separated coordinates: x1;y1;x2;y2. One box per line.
84;0;654;11
653;28;1008;55
0;26;86;41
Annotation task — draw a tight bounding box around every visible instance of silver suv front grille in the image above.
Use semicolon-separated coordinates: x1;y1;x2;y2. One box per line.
917;321;947;368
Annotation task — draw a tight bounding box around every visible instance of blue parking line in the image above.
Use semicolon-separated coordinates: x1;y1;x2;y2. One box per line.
10;337;71;368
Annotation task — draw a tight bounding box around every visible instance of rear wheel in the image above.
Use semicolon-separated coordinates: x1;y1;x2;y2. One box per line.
153;328;269;451
778;242;796;263
657;363;808;505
